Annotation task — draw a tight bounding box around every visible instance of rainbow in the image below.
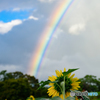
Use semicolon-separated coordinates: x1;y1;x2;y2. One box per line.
29;0;74;77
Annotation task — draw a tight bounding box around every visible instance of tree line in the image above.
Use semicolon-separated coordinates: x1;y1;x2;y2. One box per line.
79;75;100;92
0;70;49;100
0;70;100;100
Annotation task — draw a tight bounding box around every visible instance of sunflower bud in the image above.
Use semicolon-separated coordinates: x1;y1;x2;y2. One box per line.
60;81;64;87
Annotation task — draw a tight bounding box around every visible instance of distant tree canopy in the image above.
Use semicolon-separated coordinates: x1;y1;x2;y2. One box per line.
79;75;100;92
0;70;100;100
0;70;48;100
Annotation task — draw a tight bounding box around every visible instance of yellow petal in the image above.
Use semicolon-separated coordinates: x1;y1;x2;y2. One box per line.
52;75;57;80
56;92;59;96
52;90;57;97
48;86;54;90
55;70;62;77
68;73;71;78
49;83;54;86
65;92;70;98
60;94;63;100
59;70;62;76
77;86;80;88
70;74;75;79
48;76;56;81
71;86;78;90
50;90;56;96
71;77;79;82
71;82;80;86
64;68;66;72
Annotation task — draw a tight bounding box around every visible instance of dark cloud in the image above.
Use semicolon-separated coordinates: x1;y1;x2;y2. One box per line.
37;0;100;80
0;0;100;82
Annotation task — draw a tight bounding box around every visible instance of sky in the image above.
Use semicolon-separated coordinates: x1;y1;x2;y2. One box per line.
0;0;100;82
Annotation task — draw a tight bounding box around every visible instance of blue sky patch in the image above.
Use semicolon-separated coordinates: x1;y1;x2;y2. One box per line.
0;10;31;22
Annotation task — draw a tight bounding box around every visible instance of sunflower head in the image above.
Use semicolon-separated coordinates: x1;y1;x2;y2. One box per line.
47;68;80;99
29;95;35;100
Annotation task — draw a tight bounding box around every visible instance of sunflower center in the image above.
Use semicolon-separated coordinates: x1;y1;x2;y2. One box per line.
54;75;72;95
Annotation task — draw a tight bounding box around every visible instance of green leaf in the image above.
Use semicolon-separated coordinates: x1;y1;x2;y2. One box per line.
50;80;58;83
37;80;59;90
65;96;75;100
51;96;62;100
51;96;75;100
37;80;50;90
63;68;79;76
26;97;30;100
82;95;90;100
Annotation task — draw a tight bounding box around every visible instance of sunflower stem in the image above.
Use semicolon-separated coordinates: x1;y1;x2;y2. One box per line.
56;83;63;93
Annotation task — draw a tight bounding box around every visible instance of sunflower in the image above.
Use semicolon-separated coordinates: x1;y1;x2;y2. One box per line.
29;95;35;100
47;68;80;100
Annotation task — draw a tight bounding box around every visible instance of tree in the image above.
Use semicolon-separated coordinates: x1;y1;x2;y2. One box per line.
79;75;100;92
0;70;7;81
0;78;32;100
0;70;40;99
0;70;50;99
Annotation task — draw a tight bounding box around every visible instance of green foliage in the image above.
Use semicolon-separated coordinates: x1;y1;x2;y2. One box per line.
0;70;7;81
65;97;75;100
0;69;100;99
37;80;50;90
79;75;100;100
79;75;100;92
62;68;79;76
0;78;32;100
51;96;62;100
0;70;48;99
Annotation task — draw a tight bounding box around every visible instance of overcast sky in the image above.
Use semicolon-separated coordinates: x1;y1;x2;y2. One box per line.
0;0;100;82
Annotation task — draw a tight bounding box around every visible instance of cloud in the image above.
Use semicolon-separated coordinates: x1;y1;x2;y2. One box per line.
53;28;63;39
28;16;39;20
38;0;55;3
38;51;100;81
38;54;87;81
0;64;21;72
12;8;20;11
0;20;22;34
69;23;85;35
0;0;100;82
0;11;39;34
